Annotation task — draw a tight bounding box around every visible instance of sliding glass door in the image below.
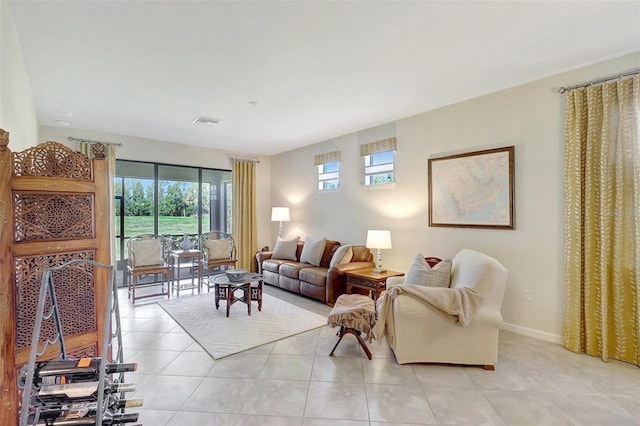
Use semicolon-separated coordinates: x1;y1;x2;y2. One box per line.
114;160;231;286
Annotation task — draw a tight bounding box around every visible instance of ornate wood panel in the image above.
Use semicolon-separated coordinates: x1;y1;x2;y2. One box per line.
0;129;111;424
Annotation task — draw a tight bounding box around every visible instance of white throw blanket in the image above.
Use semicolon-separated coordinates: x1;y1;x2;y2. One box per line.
373;284;483;347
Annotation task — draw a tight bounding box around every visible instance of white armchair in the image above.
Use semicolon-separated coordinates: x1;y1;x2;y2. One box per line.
386;249;508;369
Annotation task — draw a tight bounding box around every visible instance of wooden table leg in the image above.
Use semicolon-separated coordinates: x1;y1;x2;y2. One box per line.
226;286;233;317
245;284;251;316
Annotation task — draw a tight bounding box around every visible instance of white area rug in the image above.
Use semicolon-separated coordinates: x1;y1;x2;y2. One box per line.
158;292;328;359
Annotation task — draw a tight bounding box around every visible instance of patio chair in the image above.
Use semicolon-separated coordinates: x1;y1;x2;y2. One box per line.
200;230;238;291
127;234;172;303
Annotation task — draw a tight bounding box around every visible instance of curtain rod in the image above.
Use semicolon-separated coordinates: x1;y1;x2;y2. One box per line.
558;68;639;94
68;136;123;147
227;154;260;163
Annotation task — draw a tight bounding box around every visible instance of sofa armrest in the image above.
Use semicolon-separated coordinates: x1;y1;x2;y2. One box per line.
324;260;375;305
327;261;374;286
255;251;273;273
331;261;375;275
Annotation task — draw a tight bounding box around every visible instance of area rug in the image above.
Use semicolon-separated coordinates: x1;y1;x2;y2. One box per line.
158;292;328;359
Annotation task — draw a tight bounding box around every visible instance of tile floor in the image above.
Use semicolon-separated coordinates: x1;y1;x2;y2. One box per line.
117;286;640;426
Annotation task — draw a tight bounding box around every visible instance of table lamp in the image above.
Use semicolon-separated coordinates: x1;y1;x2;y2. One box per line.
366;230;392;273
271;207;290;237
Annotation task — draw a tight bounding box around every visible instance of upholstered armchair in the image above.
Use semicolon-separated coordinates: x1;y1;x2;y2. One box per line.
200;231;237;291
127;234;172;304
385;249;508;369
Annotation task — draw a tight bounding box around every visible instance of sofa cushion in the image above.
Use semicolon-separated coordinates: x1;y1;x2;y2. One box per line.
262;258;289;273
330;244;353;267
300;236;327;266
299;267;328;287
405;254;451;288
263;269;280;286
272;236;300;261
279;262;307;279
279;275;301;294
320;240;341;267
300;281;326;302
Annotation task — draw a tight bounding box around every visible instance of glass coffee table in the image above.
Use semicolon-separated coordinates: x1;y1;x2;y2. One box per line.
211;273;263;317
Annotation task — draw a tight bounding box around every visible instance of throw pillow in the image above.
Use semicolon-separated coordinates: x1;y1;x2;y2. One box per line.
404;254;451;288
329;244;353;267
204;239;231;260
130;239;164;267
300;236;327;266
272;236;300;261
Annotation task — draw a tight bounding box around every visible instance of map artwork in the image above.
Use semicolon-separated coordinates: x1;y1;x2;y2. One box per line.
429;146;514;229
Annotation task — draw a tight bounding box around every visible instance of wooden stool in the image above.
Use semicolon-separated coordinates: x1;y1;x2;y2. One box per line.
327;294;376;360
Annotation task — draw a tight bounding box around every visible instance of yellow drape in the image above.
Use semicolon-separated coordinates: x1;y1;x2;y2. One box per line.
562;75;640;365
231;159;257;271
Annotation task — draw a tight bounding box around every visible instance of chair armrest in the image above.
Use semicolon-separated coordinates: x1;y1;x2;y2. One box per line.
386;276;405;287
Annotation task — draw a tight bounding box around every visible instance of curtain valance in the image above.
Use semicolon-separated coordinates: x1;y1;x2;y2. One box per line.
360;137;396;156
314;151;341;165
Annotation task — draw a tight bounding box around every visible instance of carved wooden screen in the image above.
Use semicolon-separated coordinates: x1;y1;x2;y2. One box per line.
0;129;111;424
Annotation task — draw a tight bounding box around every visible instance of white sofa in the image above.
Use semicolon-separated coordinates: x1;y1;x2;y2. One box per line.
386;249;508;369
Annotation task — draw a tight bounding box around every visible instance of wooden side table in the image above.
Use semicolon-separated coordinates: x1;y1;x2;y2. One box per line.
345;268;404;301
211;273;263;317
170;249;202;296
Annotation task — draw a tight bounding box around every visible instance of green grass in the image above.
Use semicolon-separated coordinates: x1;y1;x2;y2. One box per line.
116;215;199;237
115;216;200;259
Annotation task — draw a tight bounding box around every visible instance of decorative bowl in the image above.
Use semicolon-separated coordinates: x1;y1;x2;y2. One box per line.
225;269;247;282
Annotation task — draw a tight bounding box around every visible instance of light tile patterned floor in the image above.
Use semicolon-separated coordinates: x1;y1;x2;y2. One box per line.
117;286;640;426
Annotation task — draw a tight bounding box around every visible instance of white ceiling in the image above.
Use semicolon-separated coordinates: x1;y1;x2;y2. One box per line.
9;1;640;156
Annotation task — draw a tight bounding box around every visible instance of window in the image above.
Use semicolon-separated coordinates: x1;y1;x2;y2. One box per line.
364;150;394;185
114;160;231;286
315;151;341;191
318;161;340;190
361;137;396;186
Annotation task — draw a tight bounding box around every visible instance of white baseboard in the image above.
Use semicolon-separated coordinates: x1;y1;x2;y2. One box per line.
501;322;562;344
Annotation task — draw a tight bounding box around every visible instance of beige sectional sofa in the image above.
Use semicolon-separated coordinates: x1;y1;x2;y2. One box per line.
256;239;374;305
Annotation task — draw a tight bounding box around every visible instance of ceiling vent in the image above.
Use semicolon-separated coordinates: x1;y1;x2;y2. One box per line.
192;117;221;126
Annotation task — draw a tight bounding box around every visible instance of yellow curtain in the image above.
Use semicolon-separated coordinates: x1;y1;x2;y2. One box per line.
231;159;257;271
563;75;640;365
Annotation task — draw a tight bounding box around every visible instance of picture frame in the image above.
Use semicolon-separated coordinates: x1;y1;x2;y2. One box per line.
428;146;515;229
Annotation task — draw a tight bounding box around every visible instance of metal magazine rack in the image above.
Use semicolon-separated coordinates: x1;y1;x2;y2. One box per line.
18;260;125;426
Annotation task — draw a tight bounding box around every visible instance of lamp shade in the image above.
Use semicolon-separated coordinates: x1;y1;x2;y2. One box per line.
271;207;290;222
366;230;392;249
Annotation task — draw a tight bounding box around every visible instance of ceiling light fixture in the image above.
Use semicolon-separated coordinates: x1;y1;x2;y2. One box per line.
55;120;71;126
55;109;73;117
192;117;222;126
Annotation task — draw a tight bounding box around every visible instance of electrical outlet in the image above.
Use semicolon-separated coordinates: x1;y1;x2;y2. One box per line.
523;289;533;302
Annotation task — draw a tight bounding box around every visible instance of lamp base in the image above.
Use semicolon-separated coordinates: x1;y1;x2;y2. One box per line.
371;268;387;274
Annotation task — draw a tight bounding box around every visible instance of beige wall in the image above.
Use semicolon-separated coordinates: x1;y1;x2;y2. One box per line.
0;2;38;151
270;52;640;342
39;125;273;251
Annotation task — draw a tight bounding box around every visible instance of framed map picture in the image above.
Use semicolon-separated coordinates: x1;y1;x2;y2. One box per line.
428;146;515;229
